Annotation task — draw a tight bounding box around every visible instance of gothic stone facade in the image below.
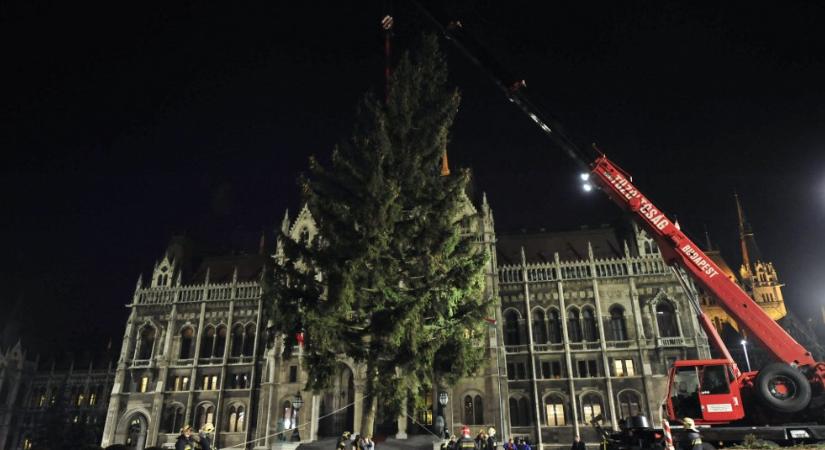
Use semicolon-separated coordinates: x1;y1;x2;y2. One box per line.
0;342;114;450
495;225;709;445
97;197;709;450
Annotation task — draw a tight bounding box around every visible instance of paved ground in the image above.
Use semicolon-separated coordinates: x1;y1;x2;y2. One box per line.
297;435;438;450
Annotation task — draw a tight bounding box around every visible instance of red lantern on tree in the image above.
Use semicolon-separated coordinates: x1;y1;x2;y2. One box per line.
296;331;305;347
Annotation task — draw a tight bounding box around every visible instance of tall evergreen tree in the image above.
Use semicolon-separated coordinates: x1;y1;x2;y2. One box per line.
264;34;490;435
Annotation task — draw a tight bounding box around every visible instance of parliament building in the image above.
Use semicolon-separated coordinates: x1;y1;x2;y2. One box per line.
6;193;802;450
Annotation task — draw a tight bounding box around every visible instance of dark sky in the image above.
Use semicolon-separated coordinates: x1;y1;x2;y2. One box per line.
3;1;825;359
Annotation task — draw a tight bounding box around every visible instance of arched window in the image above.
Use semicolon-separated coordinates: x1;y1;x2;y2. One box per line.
227;404;246;432
504;310;521;346
656;302;679;337
580;393;603;424
474;395;484;424
618;391;642;418
518;397;531;425
201;326;216;358
214;325;227;357
162;405;185;433
180;327;195;359
567;308;582;342
195;403;215;430
509;397;520;426
299;227;310;244
532;310;547;344
609;306;628;341
582;307;598;342
243;324;256;356
548;309;562;343
544;395;566;426
231;324;244;357
137;325;155;360
464;395;475;424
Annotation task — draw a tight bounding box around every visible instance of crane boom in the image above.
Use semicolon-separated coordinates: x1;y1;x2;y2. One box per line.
590;156;815;367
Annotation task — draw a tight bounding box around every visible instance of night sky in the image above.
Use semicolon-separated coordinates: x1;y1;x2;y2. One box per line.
3;1;825;360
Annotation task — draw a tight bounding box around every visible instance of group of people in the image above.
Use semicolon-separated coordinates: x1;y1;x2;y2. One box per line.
336;430;376;450
175;424;215;450
442;426;497;450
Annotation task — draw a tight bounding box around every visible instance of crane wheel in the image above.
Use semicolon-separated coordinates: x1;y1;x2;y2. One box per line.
754;362;812;413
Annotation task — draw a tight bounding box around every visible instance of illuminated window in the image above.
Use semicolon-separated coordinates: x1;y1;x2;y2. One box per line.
581;393;603;424
23;437;32;450
544;395;566;426
77;393;85;406
89;392;97;406
140;377;150;393
227;405;246;432
613;359;635;377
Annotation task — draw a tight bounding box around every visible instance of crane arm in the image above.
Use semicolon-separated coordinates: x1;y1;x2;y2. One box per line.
590;156;815;367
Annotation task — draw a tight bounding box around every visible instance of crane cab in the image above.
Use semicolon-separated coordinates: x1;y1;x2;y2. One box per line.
666;359;746;424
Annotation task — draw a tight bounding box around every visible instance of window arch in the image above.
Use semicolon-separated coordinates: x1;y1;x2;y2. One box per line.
162;404;185;433
609;306;628;341
548;309;562;344
617;390;642;419
214;325;227;357
195;403;215;430
508;396;531;426
137;325;155;360
656;302;679;337
582;307;598;342
532;309;547;344
201;326;216;358
580;393;604;424
464;395;475;424
509;397;520;426
544;394;566;426
567;308;582;342
518;397;531;426
227;404;246;432
231;324;244;357
243;324;256;356
504;310;521;346
179;327;195;359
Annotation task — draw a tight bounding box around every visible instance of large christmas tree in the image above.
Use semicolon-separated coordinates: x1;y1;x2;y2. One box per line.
264;34;490;435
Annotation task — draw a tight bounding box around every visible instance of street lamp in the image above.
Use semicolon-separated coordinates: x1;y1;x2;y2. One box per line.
291;393;304;442
438;392;449;439
741;339;752;372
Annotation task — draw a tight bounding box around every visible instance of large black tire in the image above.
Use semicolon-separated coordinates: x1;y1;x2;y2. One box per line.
754;362;812;413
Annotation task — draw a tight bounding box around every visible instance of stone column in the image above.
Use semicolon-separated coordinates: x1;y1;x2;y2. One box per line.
395;396;408;439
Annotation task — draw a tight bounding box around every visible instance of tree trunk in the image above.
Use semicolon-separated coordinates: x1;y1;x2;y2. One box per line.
360;362;379;436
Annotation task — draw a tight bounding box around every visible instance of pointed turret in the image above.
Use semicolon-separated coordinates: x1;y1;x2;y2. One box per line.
440;149;451;176
281;209;291;234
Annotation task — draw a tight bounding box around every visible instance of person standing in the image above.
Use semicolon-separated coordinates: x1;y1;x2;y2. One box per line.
680;418;703;450
570;435;586;450
458;426;476;450
198;423;215;450
486;428;496;450
337;431;351;450
504;438;515;450
474;429;487;450
175;425;195;450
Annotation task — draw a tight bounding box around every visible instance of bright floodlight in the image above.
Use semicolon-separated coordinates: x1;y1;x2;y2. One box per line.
580;173;590;181
582;183;593;192
741;340;747;345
